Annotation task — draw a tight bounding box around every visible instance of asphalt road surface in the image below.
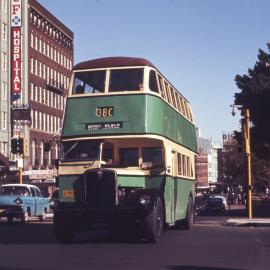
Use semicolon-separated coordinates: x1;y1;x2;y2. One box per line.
0;214;270;270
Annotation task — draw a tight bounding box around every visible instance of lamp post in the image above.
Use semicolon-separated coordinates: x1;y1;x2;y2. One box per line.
231;105;253;219
243;109;253;219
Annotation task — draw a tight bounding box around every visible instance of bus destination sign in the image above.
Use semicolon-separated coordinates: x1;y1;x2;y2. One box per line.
96;107;113;117
86;122;123;130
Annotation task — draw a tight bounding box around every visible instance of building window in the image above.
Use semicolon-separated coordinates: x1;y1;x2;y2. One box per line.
39;112;42;130
1;82;7;100
31;140;36;165
1;111;7;130
30;33;34;47
39;62;42;77
30;83;34;100
34;111;38;129
2;0;7;13
2;23;7;41
50;115;53;132
43;113;46;130
40;141;44;166
35;35;38;50
39;87;42;103
30;57;34;73
48;150;51;166
1;52;7;71
47;114;50;131
35;59;38;75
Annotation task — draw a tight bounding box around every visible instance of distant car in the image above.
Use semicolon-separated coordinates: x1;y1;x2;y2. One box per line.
0;184;50;223
206;196;226;212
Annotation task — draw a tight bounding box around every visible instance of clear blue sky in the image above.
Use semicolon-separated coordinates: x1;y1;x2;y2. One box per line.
39;0;270;144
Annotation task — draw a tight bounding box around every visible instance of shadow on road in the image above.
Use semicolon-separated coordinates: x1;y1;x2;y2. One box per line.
0;219;149;245
167;266;244;270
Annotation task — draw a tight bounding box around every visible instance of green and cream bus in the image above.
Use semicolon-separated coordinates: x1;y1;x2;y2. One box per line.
54;57;197;243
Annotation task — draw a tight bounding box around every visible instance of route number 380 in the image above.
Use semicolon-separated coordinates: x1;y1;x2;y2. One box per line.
96;107;113;117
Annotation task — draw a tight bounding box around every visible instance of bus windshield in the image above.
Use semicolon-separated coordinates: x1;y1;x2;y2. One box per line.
109;68;144;92
62;140;101;161
72;70;106;94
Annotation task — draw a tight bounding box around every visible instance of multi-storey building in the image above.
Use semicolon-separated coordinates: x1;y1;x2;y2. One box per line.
0;0;10;173
195;128;221;189
0;0;74;186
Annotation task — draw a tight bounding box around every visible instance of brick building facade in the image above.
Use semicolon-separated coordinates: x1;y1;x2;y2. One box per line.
0;0;73;184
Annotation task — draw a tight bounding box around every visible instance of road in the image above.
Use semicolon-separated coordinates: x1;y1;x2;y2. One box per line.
0;212;270;270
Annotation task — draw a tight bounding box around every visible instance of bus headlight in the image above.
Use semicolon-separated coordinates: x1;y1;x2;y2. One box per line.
140;194;151;205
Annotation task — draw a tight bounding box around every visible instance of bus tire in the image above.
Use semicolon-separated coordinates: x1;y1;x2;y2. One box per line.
183;196;194;230
54;212;75;244
144;196;164;243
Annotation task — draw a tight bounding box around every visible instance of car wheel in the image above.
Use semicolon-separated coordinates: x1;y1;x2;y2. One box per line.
21;209;29;223
7;216;13;223
39;209;46;222
144;196;164;243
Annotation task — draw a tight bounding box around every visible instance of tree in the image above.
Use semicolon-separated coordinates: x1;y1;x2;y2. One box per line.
234;43;270;159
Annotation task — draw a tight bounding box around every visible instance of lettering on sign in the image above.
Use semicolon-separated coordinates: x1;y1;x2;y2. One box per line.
85;122;123;130
11;0;22;98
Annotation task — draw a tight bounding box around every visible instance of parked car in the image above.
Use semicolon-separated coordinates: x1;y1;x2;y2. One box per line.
206;195;227;212
0;184;50;223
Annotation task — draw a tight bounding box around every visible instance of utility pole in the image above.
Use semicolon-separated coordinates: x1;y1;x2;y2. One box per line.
231;105;253;220
244;109;253;219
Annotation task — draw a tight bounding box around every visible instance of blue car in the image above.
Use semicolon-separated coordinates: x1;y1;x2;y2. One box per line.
0;184;50;223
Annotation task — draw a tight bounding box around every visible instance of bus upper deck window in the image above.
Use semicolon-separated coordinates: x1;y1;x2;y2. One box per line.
109;68;144;92
149;70;159;94
72;70;106;94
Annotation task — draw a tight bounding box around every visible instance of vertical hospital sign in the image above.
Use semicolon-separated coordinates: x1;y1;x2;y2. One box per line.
11;0;22;98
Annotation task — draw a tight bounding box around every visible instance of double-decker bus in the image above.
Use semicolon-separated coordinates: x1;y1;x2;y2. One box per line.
54;57;197;243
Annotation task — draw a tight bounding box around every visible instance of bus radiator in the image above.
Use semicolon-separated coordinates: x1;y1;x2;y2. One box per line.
84;169;117;208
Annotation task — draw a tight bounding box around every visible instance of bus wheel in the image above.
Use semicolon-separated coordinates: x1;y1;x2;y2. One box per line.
54;213;75;244
183;196;194;230
144;196;164;243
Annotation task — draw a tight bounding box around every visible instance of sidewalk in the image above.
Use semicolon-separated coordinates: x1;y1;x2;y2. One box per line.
225;198;270;227
225;217;270;227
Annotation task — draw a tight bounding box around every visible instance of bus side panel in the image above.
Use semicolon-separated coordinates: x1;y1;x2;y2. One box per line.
174;178;195;221
145;95;197;152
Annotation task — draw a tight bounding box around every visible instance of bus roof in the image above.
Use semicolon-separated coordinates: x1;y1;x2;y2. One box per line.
73;57;156;71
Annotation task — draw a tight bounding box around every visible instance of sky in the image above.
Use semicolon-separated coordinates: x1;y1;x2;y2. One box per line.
39;0;270;144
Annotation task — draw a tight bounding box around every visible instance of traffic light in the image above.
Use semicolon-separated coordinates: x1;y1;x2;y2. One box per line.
11;138;24;154
18;138;24;154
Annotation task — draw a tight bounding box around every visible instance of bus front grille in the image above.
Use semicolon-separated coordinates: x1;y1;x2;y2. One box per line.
84;169;117;208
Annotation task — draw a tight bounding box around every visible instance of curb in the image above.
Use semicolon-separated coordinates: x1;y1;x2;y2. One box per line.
225;218;270;227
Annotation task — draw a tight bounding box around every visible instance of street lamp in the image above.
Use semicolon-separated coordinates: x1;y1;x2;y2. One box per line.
231;105;253;220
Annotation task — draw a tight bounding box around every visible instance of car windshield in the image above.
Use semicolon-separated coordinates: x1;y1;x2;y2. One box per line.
0;186;30;196
208;198;222;204
62;140;101;161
